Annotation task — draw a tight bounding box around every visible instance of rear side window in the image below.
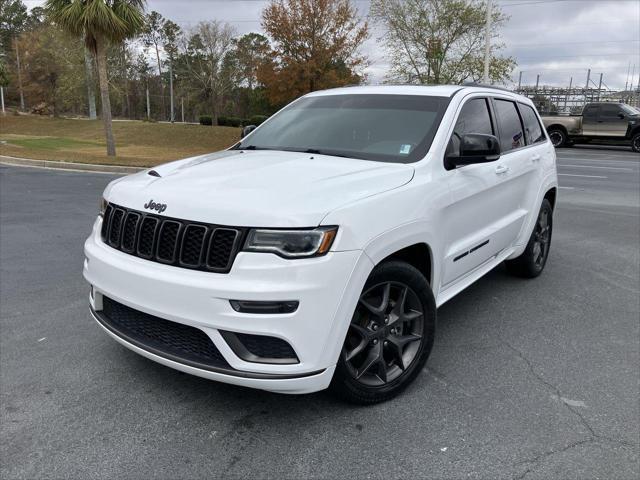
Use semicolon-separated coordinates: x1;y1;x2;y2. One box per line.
454;98;493;136
493;99;525;152
519;103;545;144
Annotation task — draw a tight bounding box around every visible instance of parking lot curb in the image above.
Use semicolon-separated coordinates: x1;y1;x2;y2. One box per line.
0;155;146;175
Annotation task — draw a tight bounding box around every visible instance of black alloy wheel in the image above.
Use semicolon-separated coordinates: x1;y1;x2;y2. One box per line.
343;282;423;386
331;261;436;404
505;198;553;278
532;205;552;270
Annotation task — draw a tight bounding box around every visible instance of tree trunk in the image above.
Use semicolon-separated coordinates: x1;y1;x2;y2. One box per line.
212;98;218;126
84;48;97;119
14;37;25;111
154;44;166;120
121;45;130;118
95;37;116;156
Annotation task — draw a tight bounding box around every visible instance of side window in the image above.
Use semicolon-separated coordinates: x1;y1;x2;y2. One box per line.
493;99;525;152
583;105;599;118
519;103;545;145
453;98;493;136
599;104;621;118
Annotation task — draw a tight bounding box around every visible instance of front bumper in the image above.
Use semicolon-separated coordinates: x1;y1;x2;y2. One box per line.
83;217;373;394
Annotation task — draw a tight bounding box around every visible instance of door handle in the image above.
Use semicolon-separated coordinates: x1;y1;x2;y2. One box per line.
495;165;510;175
531;154;541;162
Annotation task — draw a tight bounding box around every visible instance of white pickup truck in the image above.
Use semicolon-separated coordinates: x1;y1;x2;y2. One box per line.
542;102;640;152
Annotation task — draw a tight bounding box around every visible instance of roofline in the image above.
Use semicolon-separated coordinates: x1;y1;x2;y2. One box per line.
304;83;529;101
461;82;512;92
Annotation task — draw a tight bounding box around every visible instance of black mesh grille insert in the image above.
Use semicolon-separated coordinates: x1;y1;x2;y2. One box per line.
157;221;180;262
108;208;125;247
100;296;229;369
101;204;113;240
235;332;298;360
180;225;207;266
137;217;158;258
100;203;243;273
121;213;140;252
207;229;238;270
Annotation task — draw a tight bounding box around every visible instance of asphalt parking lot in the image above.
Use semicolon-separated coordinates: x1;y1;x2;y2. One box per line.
1;146;639;479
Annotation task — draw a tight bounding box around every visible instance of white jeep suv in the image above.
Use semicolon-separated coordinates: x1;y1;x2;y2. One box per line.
84;85;557;403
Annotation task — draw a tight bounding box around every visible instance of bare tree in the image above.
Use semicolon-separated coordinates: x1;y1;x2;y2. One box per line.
141;11;167;118
370;0;515;85
182;21;238;125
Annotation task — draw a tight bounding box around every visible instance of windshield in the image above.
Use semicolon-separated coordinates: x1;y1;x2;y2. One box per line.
236;94;451;163
621;104;640;115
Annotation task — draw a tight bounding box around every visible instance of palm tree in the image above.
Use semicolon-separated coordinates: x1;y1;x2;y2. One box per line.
45;0;146;156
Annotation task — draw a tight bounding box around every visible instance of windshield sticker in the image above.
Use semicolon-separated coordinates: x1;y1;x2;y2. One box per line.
399;144;412;154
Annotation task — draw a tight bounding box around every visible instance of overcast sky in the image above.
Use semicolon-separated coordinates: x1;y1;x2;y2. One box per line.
24;0;640;89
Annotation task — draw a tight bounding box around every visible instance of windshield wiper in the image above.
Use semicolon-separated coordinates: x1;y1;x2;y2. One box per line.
240;145;363;160
283;147;358;159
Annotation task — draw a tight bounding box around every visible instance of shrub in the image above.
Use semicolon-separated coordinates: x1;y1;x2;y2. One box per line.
249;115;269;126
199;115;212;126
227;117;243;127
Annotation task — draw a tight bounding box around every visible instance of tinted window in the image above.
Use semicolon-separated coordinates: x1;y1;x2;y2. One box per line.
236;94;450;164
454;98;493;136
494;99;525;152
600;104;622;117
519;103;545;144
583;105;599;118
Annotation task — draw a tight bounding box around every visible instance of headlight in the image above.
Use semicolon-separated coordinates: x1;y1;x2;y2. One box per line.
99;197;108;216
243;227;338;258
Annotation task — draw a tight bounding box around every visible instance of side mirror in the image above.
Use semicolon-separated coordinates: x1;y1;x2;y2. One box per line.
445;133;501;170
617;112;625;119
241;125;257;139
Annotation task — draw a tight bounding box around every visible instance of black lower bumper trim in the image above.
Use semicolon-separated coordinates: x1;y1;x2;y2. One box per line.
90;306;324;380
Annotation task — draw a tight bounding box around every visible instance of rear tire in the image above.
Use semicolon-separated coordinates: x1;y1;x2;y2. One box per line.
548;128;567;148
330;261;436;404
505;199;553;278
632;132;640;153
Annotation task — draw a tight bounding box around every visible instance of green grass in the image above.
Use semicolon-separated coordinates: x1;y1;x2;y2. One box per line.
0;115;241;167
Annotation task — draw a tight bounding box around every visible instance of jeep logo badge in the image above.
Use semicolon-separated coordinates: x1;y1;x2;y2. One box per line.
144;199;167;213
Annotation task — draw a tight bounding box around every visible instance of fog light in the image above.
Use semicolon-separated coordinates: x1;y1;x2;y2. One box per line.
229;300;299;314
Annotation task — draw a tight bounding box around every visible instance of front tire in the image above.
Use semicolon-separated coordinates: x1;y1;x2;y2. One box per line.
505;199;553;278
330;261;436;404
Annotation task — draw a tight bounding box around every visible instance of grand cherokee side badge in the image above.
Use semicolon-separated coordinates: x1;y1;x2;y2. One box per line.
144;199;167;213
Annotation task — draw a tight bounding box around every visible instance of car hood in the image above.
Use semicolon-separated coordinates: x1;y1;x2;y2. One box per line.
105;150;415;227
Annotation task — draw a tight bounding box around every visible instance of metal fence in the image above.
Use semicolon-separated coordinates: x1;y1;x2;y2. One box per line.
514;86;640;115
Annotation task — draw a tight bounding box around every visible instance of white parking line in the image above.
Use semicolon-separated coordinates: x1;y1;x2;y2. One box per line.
556;153;640;163
557;173;608;178
556;151;638;158
556;157;639;166
559;186;575;190
558;164;634;171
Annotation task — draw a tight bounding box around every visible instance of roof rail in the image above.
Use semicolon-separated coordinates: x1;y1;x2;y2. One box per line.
462;82;513;92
